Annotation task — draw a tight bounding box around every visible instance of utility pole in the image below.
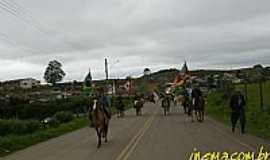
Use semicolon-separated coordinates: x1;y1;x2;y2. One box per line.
105;58;108;80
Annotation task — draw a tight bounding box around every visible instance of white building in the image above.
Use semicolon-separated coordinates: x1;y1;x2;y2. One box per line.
20;78;40;89
2;78;40;90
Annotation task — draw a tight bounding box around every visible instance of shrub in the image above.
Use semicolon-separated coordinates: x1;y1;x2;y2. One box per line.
54;111;74;123
0;119;40;136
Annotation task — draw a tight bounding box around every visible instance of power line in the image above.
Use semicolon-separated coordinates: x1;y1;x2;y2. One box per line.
0;0;84;51
0;32;43;54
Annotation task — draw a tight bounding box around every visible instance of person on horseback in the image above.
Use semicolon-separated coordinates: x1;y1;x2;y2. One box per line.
182;86;189;114
192;87;203;110
161;92;171;115
186;83;193;116
134;93;141;101
89;87;111;127
96;87;111;119
116;95;125;112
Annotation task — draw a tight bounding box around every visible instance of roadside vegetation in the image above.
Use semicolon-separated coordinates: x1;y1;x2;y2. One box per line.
0;95;133;157
207;80;270;139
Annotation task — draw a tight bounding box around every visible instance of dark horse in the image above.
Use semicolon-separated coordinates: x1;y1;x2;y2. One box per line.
134;99;144;116
162;96;171;116
193;96;205;122
115;96;125;118
89;98;109;148
146;93;156;104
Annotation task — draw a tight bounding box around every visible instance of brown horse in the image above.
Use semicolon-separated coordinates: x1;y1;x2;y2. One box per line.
134;99;144;116
89;99;109;148
190;96;205;122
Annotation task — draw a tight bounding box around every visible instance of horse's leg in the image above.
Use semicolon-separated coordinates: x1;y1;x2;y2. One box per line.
104;123;108;143
198;111;201;122
96;128;101;148
196;110;200;122
191;109;194;122
163;107;166;116
202;110;204;122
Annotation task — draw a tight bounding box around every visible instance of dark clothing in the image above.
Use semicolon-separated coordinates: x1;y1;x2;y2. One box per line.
230;92;246;133
116;96;125;111
231;109;246;133
230;93;246;113
134;95;141;101
162;97;170;108
99;94;109;109
192;88;203;110
192;88;202;99
98;94;111;119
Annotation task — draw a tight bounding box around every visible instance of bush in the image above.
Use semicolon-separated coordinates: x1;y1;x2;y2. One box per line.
0;119;40;136
0;96;89;120
54;111;74;123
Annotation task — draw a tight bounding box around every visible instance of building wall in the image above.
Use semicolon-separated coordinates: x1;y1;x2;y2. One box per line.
20;79;40;89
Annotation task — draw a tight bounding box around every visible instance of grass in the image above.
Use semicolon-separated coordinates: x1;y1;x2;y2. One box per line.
0;117;89;157
206;81;270;139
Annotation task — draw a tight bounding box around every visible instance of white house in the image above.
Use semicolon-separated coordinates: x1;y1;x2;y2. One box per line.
19;78;40;89
2;78;40;90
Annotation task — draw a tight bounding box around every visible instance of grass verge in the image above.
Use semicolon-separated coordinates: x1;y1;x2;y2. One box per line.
0;102;133;157
0;117;89;157
207;90;270;140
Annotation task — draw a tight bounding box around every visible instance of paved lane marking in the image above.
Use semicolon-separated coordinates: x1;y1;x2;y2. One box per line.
115;109;157;160
122;113;156;160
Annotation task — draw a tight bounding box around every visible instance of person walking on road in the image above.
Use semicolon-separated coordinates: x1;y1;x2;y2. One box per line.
230;91;246;134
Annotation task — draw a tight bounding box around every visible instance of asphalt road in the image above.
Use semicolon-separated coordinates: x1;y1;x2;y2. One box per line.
2;103;270;160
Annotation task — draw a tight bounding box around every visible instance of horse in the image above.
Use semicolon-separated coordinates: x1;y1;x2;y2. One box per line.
182;96;189;114
189;96;205;122
117;107;125;118
173;94;187;113
161;96;171;116
134;99;144;116
88;98;109;148
194;96;205;122
148;94;156;104
115;96;125;118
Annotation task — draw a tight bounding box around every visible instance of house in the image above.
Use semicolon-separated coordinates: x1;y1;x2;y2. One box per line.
143;68;151;76
1;78;40;90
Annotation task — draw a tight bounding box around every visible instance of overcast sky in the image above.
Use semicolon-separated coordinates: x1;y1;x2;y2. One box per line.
1;0;270;82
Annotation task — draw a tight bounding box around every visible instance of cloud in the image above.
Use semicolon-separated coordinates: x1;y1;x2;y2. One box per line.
1;0;270;81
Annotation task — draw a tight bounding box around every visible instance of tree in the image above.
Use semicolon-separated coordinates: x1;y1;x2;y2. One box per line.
44;60;66;85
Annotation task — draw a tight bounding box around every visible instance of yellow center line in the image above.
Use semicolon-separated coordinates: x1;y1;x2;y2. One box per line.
115;109;157;160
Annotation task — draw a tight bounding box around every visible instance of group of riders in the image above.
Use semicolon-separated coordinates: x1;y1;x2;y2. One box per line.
87;79;247;148
160;83;205;121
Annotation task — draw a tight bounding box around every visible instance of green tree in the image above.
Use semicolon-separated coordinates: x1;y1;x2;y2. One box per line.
44;60;66;85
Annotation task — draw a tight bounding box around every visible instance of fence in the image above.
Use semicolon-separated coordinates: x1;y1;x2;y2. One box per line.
235;80;270;110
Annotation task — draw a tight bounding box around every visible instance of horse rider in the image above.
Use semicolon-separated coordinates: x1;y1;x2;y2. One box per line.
192;87;203;110
134;93;141;101
96;87;111;119
185;84;193;115
182;86;189;114
230;91;246;134
89;87;111;127
162;92;171;109
116;95;125;112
